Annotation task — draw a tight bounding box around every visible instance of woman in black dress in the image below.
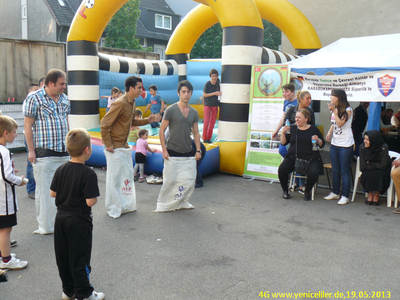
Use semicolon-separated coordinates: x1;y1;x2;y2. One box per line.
278;109;325;201
359;129;392;206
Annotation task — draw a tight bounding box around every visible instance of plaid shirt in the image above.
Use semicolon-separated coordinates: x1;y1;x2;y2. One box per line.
25;87;70;152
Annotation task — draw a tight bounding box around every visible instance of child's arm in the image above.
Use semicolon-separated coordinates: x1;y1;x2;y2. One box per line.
145;143;155;153
86;198;97;207
160;100;165;113
2;154;24;186
50;189;56;198
144;103;151;113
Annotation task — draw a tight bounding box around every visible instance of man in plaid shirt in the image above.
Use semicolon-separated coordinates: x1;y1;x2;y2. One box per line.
24;69;70;235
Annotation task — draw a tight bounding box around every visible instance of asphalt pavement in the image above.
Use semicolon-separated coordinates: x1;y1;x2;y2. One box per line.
2;151;400;300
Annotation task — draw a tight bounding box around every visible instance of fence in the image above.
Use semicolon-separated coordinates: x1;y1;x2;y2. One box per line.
0;37;66;103
0;102;24;150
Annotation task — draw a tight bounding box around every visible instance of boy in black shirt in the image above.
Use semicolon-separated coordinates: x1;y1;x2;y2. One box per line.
50;128;104;300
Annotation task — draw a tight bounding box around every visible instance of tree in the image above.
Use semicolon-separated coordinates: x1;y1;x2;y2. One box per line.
104;0;143;50
190;23;223;59
262;20;281;51
190;20;281;59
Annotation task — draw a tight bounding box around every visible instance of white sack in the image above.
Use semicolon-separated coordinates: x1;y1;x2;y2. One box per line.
33;156;69;234
104;148;136;218
155;157;196;212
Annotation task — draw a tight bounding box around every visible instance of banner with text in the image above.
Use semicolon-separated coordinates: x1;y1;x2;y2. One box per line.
243;65;289;180
291;71;400;102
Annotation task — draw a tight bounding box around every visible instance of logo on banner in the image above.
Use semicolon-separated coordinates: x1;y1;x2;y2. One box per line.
377;74;396;97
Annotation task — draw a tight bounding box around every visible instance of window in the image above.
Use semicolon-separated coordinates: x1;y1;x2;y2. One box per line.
139;38;147;47
155;14;172;30
22;5;27;19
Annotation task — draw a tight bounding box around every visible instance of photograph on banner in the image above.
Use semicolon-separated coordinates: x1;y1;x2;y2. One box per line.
291;71;400;101
244;65;290;180
253;65;289;98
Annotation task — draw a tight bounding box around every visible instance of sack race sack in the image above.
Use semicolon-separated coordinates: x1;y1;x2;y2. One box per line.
104;148;137;218
33;156;69;234
294;158;311;174
154;157;196;212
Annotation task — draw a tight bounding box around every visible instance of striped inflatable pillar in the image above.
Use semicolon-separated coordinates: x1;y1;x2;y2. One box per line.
165;53;189;82
218;26;263;141
67;41;100;130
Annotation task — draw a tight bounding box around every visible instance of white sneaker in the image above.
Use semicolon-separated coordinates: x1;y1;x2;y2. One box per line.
324;192;340;200
0;256;28;270
83;291;105;300
62;291;75;300
337;196;349;205
146;175;156;184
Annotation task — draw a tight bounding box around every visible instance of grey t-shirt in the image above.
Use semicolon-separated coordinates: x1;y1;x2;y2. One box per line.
164;103;199;154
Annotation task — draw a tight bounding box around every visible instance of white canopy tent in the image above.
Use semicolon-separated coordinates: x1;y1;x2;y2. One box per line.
290;33;400;74
288;33;400;130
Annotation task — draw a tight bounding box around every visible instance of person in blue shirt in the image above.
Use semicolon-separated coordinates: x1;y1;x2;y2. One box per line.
272;83;298;158
144;85;165;128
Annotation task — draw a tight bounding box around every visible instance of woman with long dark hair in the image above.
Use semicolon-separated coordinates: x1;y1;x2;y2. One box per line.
359;130;391;205
324;89;354;205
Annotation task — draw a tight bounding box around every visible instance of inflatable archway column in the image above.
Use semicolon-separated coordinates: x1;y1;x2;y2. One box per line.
165;0;321;175
66;0;129;130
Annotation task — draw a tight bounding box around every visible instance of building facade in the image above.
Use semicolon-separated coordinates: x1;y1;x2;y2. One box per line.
0;0;180;57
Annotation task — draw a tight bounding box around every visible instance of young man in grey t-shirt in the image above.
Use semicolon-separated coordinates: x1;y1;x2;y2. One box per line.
159;80;202;160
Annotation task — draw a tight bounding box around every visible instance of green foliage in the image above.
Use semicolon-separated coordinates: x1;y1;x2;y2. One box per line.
262;20;281;51
190;20;281;59
104;0;146;51
190;23;223;59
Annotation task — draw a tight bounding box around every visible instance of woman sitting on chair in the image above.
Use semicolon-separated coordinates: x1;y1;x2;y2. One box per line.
359;129;391;206
278;109;325;201
285;91;316;193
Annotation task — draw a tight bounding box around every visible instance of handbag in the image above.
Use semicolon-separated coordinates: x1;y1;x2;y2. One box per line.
294;128;311;174
294;157;311;174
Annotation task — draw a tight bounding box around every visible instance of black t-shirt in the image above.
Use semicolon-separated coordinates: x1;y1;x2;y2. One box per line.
51;161;100;224
203;80;220;107
284;125;325;160
352;105;368;132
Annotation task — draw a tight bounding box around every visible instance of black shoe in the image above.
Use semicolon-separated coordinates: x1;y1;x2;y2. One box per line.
10;240;17;248
283;192;290;199
373;201;380;206
365;200;373;205
304;191;311;201
0;270;7;282
298;187;305;195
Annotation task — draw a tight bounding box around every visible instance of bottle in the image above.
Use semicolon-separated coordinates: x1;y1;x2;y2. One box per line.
285;119;290;134
312;138;318;151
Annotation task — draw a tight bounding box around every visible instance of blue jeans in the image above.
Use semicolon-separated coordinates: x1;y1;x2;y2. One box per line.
24;138;36;194
330;144;353;198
